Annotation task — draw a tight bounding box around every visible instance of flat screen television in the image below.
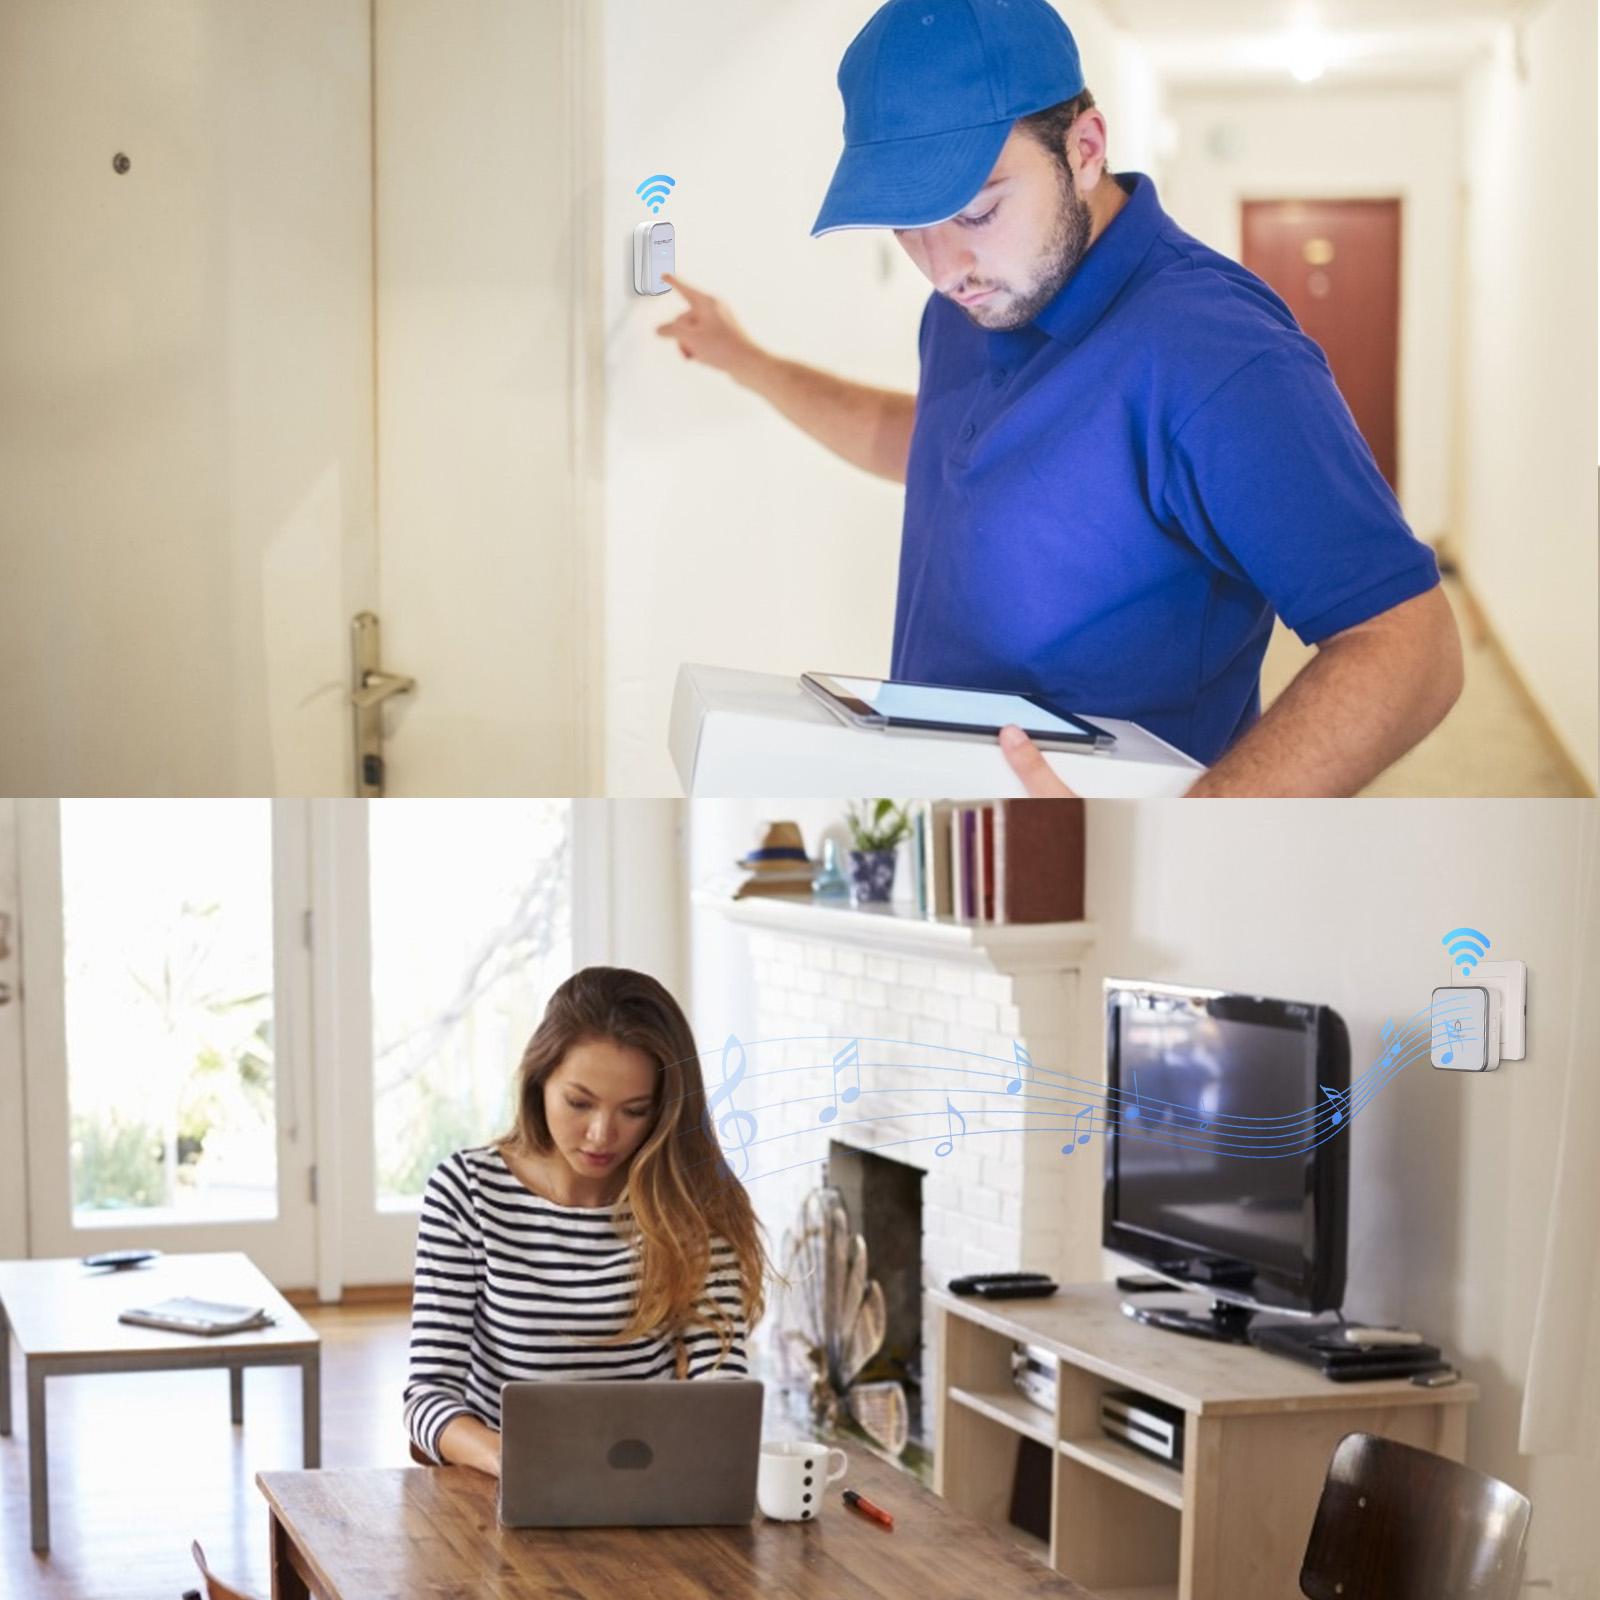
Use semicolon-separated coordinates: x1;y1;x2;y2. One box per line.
1102;979;1350;1342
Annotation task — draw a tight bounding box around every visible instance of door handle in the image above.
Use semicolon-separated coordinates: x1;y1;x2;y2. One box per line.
351;670;417;712
350;612;416;797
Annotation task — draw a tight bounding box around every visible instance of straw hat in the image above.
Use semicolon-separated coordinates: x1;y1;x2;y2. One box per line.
736;820;819;876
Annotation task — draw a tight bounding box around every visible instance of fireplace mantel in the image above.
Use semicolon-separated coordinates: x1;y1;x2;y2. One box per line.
701;882;1106;1444
693;888;1096;971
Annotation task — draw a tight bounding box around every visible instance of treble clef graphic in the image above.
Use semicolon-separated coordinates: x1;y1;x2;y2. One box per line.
704;1032;759;1181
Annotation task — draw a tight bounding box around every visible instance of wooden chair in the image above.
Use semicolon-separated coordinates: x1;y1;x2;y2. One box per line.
187;1539;261;1600
1300;1432;1531;1600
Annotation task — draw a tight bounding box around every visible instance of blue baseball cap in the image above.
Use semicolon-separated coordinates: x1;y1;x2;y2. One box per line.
812;0;1085;237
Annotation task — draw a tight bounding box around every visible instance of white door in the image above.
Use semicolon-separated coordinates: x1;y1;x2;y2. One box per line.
0;0;592;797
14;800;320;1285
5;798;604;1291
311;799;598;1290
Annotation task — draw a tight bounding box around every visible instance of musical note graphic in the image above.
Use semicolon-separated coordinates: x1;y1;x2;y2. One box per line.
1376;1018;1402;1069
934;1096;966;1158
1061;1103;1096;1155
1440;1018;1464;1065
704;1033;758;1179
662;1004;1460;1191
1005;1040;1030;1096
817;1038;862;1124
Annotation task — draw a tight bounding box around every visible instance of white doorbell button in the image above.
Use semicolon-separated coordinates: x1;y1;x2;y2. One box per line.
1430;985;1496;1072
633;221;675;296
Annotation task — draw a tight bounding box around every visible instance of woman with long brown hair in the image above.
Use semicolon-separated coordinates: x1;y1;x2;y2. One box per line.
402;966;769;1477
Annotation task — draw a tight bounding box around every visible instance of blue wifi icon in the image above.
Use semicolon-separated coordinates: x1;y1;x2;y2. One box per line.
635;173;676;213
1441;926;1491;975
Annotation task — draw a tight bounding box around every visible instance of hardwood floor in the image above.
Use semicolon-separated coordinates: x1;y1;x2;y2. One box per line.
2;1303;415;1600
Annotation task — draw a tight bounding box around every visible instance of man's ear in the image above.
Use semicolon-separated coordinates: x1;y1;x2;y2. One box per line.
1070;110;1111;190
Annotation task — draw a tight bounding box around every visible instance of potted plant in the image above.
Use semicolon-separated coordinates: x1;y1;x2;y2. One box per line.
844;799;912;906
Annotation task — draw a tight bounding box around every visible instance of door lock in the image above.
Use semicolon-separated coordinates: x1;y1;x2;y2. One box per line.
350;612;415;797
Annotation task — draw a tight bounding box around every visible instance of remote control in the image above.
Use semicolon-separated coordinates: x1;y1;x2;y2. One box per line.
974;1280;1058;1300
82;1249;162;1272
948;1272;1053;1296
1410;1367;1459;1387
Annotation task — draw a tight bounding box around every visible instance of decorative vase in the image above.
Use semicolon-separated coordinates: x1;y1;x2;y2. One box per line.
848;847;896;905
811;837;849;902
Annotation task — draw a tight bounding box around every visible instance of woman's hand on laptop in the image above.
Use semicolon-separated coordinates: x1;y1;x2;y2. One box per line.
998;725;1080;798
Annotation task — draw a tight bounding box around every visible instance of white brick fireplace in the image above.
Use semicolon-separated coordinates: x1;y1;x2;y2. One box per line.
699;893;1100;1441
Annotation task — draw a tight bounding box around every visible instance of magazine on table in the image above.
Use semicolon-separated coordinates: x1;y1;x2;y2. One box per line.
118;1296;276;1336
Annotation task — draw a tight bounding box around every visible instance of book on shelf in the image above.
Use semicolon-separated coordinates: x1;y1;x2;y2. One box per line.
118;1296;276;1337
980;806;996;922
951;805;979;923
911;805;927;915
926;799;1084;925
918;800;955;920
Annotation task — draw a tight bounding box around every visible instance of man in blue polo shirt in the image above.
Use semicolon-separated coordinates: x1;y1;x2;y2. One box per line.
658;0;1462;796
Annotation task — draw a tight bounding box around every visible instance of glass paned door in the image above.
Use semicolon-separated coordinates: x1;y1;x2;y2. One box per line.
325;800;579;1285
18;801;317;1285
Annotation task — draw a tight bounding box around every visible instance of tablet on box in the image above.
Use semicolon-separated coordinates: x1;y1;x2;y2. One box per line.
800;672;1116;751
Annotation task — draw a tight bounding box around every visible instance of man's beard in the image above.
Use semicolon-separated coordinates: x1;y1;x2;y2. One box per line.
959;162;1094;331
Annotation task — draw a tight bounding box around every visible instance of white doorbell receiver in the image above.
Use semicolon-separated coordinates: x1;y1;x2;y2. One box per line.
633;220;675;295
1430;985;1500;1071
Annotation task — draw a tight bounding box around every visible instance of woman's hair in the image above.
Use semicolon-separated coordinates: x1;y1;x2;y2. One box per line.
499;965;768;1366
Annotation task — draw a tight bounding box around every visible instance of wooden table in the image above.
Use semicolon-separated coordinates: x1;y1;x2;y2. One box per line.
258;1443;1092;1600
0;1250;319;1553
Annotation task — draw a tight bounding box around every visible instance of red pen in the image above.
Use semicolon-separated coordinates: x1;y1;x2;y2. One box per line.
842;1488;894;1530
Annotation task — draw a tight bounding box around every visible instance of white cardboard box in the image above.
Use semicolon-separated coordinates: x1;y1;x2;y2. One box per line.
669;663;1203;797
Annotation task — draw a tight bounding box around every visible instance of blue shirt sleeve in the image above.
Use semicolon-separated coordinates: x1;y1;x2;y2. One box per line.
1160;345;1440;646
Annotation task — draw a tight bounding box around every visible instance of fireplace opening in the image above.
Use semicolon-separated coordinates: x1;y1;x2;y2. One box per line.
826;1140;924;1440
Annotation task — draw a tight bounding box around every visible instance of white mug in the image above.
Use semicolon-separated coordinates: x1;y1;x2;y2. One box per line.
756;1438;848;1521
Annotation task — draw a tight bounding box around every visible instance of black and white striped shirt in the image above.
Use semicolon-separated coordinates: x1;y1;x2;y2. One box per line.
404;1145;749;1462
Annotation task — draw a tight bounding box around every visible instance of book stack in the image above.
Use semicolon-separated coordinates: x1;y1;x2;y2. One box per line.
907;799;1085;924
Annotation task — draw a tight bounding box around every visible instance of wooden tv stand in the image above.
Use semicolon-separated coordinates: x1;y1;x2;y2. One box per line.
931;1284;1476;1600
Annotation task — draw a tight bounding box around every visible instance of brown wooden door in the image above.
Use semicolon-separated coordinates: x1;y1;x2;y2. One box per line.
1241;198;1402;490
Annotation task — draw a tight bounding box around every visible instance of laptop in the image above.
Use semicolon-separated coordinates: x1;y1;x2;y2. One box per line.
498;1379;764;1528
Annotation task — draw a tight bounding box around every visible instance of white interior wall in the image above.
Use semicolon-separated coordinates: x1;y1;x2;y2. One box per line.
1081;799;1598;1591
593;799;688;996
598;0;1146;795
686;799;870;1062
1162;84;1459;545
1455;0;1599;790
